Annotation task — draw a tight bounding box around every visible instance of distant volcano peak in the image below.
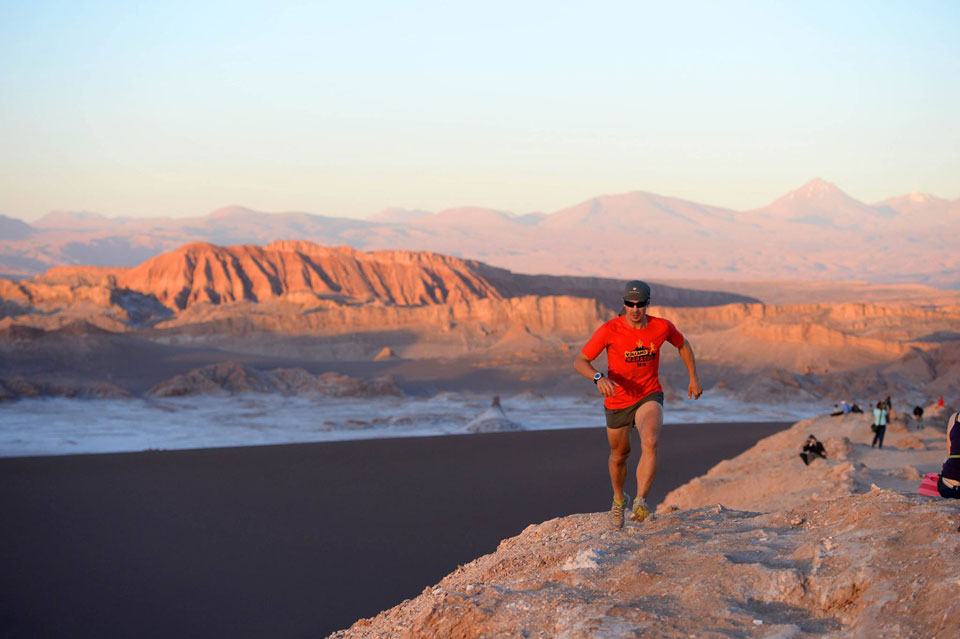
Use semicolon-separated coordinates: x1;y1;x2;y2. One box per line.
907;191;936;203
787;178;850;201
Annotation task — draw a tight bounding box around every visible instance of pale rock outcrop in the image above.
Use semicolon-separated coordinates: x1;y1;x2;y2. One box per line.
464;396;523;433
330;492;959;639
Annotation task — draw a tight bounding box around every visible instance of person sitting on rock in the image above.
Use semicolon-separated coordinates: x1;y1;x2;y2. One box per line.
913;405;924;425
937;411;960;499
800;435;827;466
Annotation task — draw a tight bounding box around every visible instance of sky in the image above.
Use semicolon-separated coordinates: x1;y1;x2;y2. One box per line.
1;0;958;221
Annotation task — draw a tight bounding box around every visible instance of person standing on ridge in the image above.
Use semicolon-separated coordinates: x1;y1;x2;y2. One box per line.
574;280;703;529
872;401;888;448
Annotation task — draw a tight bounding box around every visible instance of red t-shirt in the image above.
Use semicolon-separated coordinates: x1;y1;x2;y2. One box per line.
581;315;685;409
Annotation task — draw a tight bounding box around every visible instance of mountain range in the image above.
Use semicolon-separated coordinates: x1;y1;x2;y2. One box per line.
1;179;958;287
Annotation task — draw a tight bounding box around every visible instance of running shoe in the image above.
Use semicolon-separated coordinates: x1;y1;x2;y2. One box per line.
610;491;630;529
630;495;650;523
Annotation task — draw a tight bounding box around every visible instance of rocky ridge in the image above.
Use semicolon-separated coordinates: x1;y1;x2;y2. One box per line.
0;376;132;401
146;362;402;398
330;405;960;639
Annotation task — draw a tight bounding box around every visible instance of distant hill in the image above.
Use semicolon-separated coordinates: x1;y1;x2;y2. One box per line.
745;178;896;230
2;179;957;288
0;214;34;241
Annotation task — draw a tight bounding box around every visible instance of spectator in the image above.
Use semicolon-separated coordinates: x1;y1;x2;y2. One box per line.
937;411;960;499
872;401;888;448
800;435;827;466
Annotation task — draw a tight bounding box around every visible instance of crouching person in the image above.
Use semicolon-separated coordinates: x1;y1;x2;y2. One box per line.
799;435;827;466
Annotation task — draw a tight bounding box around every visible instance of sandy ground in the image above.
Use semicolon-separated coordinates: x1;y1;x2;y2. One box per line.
658;406;954;513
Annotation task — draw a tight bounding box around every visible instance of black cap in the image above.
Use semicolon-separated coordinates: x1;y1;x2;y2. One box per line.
623;280;651;304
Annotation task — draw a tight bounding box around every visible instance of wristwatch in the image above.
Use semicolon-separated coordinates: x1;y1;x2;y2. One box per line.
593;372;604;384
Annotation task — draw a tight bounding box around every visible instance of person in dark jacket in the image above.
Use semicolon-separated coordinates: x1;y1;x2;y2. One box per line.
938;411;960;499
800;435;827;466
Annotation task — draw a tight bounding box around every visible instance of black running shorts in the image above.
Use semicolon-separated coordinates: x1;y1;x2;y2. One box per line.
604;392;664;429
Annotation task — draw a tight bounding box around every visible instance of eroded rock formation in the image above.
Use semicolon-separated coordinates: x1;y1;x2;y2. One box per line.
2;241;959;403
146;362;403;398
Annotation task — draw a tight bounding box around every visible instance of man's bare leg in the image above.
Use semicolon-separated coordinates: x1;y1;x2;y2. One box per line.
634;401;664;499
606;426;631;502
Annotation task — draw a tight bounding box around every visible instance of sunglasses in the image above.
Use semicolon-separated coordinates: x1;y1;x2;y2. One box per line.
623;299;648;308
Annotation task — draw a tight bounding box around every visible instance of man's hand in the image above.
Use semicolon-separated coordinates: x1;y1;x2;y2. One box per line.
677;340;702;400
597;377;618;398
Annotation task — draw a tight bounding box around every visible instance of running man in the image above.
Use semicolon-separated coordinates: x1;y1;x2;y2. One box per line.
574;280;703;528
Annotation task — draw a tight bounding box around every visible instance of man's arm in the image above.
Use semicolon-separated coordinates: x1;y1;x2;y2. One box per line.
677;339;703;400
574;352;617;398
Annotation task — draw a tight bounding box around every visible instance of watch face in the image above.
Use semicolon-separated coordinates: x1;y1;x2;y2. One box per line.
594;373;602;380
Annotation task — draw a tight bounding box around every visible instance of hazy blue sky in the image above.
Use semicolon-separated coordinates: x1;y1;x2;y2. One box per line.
1;0;958;220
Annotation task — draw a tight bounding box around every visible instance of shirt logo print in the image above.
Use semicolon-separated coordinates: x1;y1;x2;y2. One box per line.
624;339;656;363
